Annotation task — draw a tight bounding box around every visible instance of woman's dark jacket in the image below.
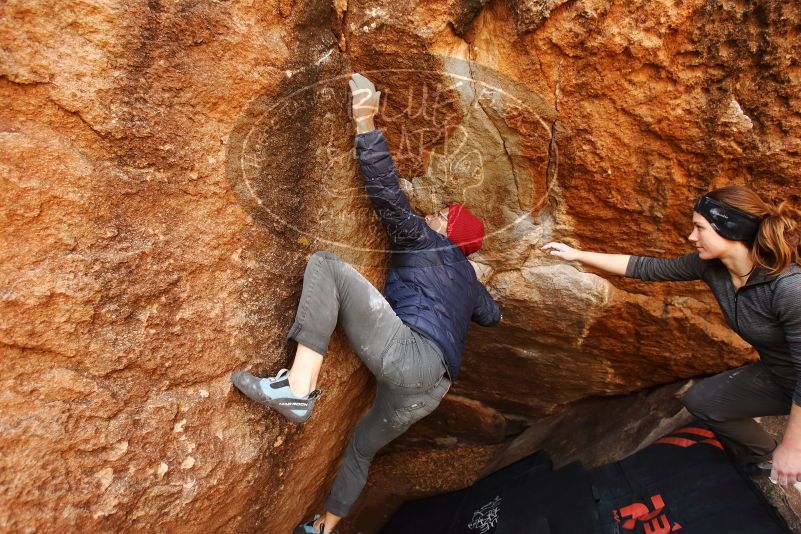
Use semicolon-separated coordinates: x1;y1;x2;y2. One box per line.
627;253;801;404
356;130;501;380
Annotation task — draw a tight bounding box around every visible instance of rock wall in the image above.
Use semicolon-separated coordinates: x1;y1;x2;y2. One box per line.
1;0;799;532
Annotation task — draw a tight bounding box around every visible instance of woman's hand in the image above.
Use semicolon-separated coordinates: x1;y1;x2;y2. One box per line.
349;73;380;132
771;442;801;486
541;242;582;262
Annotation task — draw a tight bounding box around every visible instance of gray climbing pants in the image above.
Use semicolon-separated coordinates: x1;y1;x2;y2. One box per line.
287;251;450;517
682;362;792;463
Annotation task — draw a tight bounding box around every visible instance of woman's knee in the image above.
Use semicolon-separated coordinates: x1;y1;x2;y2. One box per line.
682;382;717;420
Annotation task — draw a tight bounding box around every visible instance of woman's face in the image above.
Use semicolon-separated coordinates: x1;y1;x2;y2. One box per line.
424;207;449;236
688;212;732;259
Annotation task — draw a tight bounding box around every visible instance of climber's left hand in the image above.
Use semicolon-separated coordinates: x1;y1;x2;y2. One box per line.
349;73;380;124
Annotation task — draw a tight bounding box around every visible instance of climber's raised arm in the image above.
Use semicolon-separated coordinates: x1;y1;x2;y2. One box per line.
350;73;432;251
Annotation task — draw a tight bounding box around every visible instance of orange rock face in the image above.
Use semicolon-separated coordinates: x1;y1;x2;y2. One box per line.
1;0;799;532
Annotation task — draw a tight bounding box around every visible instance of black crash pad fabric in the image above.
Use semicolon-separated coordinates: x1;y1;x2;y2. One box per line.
381;452;553;534
590;424;789;534
381;452;600;534
383;422;790;534
494;461;598;534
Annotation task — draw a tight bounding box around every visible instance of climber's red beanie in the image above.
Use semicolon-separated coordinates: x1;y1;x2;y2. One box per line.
446;203;485;257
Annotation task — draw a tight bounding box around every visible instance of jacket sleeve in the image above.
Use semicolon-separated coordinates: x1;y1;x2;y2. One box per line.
773;274;801;406
625;252;707;282
472;282;501;327
355;130;432;250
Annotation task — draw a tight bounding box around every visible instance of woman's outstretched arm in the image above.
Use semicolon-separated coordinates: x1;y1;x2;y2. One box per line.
541;242;630;275
543;242;708;281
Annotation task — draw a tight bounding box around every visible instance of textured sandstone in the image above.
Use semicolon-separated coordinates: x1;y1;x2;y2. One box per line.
1;0;800;532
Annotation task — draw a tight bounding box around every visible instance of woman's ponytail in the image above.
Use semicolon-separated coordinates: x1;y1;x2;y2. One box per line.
706;186;800;275
753;200;801;275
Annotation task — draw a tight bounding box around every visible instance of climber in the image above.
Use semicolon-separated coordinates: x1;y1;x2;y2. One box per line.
230;72;501;534
542;186;801;486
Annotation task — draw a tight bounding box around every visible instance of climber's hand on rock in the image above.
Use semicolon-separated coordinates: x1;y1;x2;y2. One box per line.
770;443;801;486
541;242;582;262
349;73;379;120
349;73;380;133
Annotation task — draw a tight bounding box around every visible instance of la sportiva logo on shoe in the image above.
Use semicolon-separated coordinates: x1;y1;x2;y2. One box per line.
279;401;309;407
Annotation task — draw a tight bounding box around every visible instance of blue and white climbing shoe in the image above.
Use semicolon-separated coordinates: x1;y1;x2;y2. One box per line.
230;369;320;424
293;514;330;533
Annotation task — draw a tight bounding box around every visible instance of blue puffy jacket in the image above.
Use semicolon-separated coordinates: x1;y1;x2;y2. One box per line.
356;130;501;381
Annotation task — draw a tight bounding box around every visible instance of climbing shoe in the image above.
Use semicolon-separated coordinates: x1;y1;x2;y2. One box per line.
231;369;320;424
742;460;773;478
293;514;333;534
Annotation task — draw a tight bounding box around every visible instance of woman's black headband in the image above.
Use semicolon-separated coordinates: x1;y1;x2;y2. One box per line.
694;196;762;242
